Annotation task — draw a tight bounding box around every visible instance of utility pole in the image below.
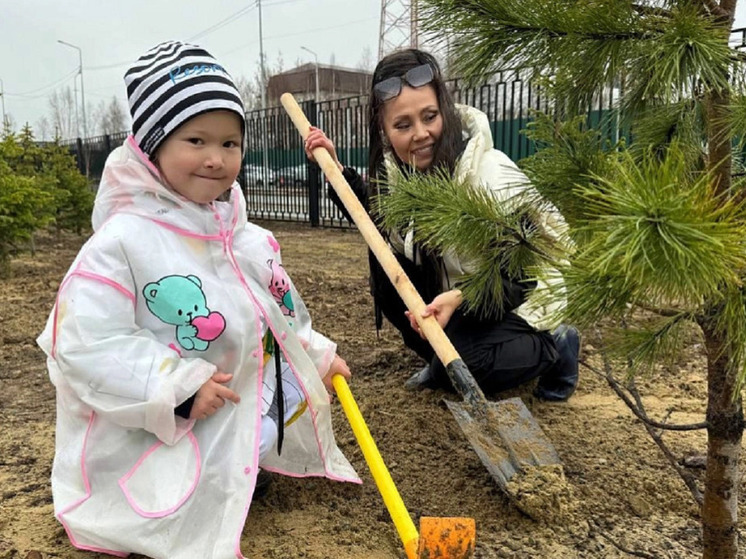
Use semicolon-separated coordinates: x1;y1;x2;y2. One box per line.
256;0;269;174
301;46;320;102
58;40;87;140
72;79;80;137
0;79;6;129
258;0;267;110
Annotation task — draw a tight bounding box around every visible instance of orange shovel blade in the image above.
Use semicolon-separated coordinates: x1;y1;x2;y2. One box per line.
417;516;475;558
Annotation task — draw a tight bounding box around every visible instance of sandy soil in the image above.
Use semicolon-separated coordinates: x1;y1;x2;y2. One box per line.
0;221;742;559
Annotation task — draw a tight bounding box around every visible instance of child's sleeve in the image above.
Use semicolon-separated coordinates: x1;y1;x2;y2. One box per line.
290;292;337;379
40;273;215;446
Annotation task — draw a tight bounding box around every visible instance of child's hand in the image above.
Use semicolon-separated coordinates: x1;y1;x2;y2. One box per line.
405;290;463;339
304;126;344;172
190;371;241;420
322;354;351;392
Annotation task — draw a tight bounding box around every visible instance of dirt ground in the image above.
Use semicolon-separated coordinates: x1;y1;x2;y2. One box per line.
0;221;743;559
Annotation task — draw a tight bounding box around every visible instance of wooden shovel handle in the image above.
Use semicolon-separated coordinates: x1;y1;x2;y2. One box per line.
281;93;460;365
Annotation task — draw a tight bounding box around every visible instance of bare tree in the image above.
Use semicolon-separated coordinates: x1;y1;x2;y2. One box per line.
48;86;78;139
35;116;52;141
275;50;285;74
356;46;374;72
237;53;288;111
103;96;126;135
235;74;260;111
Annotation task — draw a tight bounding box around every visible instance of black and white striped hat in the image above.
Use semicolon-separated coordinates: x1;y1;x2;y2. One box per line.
125;41;245;157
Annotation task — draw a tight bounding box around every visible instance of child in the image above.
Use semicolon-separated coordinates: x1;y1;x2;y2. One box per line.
37;40;360;559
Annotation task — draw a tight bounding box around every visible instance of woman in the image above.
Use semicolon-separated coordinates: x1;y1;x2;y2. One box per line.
305;48;578;401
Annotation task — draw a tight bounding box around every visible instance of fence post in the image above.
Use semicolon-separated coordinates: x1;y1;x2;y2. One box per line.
75;138;85;176
306;99;320;227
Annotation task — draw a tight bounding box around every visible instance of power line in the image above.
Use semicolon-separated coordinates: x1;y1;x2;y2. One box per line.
188;4;257;42
5;67;79;98
263;0;309;7
87;5;262;71
269;16;377;39
87;60;132;71
220;16;377;57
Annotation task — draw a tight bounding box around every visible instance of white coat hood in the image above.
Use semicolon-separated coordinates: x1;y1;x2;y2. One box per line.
92;136;245;235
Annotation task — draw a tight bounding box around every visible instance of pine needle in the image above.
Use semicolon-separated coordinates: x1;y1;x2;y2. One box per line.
376;167;567;318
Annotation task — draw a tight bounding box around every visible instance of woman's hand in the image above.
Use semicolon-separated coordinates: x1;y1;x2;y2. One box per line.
190;371;241;420
304;126;344;172
322;354;351;392
405;290;463;339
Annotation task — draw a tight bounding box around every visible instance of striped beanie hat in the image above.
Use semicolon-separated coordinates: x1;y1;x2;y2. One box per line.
125;41;245;157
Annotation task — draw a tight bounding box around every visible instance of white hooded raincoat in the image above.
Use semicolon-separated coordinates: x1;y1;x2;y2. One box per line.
37;136;360;559
385;104;567;330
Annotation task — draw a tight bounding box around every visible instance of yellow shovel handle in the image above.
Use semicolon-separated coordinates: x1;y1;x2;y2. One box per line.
332;374;419;559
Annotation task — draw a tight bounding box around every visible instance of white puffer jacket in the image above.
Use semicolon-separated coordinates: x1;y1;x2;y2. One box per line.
37;136;359;559
386;104;566;330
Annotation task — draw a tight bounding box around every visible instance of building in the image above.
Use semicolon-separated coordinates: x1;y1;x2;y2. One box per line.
266;63;373;104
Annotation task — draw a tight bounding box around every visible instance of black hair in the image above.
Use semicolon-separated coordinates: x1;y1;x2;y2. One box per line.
366;49;461;307
367;49;464;195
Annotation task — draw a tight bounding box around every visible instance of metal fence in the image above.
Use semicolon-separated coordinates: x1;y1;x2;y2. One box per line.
62;131;129;181
61;69;619;227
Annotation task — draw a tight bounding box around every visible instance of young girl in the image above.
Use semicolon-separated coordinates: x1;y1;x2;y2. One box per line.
37;41;359;559
305;48;579;401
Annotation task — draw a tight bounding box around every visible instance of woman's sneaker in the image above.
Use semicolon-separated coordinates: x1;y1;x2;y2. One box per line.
534;325;580;401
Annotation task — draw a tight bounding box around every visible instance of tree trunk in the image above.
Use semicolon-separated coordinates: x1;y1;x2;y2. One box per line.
700;320;744;559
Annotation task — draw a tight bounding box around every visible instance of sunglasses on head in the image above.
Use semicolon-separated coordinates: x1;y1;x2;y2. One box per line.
372;64;435;102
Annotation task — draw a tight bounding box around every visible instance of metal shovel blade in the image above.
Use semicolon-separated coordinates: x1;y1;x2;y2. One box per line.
444;396;561;490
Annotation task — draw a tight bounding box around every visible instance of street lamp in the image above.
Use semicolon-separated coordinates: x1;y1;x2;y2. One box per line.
58;40;87;140
301;46;320;103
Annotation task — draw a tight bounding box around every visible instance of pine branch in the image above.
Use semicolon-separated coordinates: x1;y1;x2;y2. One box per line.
376;168;567;318
520;112;617;228
633;300;701;320
423;0;736;114
571;143;746;310
631;3;673;18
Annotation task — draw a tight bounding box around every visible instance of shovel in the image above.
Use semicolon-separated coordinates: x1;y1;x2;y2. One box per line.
333;374;475;559
280;93;562;506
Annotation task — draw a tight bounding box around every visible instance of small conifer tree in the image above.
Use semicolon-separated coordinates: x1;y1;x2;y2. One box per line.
388;1;746;557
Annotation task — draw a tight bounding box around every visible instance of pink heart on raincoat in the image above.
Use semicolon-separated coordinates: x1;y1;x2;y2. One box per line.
192;312;226;341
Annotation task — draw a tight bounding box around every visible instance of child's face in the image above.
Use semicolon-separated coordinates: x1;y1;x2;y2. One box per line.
155;110;243;204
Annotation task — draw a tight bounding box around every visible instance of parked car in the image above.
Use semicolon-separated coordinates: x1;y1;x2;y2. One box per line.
276;164;307;188
323;165;369;191
244;164;277;189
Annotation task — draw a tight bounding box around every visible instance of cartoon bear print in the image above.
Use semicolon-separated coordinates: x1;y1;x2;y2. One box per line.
267;259;295;317
143;274;226;351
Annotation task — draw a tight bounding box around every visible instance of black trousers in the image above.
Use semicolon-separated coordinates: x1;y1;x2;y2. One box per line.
375;274;558;394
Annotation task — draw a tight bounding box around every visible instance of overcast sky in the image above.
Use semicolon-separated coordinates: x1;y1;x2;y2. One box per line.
0;0;381;136
2;1;746;138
